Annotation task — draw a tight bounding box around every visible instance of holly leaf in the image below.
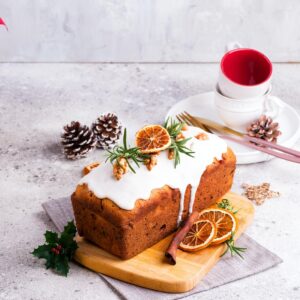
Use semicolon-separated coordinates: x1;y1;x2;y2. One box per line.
45;231;59;244
45;253;56;269
55;254;70;276
63;221;77;236
59;221;78;260
59;221;76;246
32;244;52;259
32;220;78;277
65;240;78;261
32;244;56;270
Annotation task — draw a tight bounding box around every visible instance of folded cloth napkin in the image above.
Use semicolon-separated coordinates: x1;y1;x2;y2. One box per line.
42;197;282;300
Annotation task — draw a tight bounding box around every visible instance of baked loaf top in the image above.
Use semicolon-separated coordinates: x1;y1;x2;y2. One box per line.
78;126;228;225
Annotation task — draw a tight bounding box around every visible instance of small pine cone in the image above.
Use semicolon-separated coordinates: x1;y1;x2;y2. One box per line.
92;113;122;149
144;153;158;171
113;157;128;180
61;121;96;160
247;115;281;143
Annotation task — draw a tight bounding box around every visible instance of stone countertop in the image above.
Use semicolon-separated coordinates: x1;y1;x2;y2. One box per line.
0;63;299;300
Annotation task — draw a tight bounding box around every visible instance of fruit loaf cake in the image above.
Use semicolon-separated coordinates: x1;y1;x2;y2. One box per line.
71;126;236;259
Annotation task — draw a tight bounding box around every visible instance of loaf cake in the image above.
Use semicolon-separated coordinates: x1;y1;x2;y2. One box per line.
71;126;236;259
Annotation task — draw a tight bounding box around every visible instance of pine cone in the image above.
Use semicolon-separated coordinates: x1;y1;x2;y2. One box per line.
92;113;122;149
61;121;96;160
247;115;281;143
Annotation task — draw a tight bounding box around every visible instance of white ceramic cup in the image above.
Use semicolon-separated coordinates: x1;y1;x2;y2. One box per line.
214;85;284;132
218;43;273;99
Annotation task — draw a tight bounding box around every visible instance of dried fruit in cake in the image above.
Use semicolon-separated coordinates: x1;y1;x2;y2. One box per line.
198;208;237;245
179;220;216;252
82;162;101;175
135;125;171;153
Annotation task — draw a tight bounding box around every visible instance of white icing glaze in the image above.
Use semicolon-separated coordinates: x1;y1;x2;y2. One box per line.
79;126;228;224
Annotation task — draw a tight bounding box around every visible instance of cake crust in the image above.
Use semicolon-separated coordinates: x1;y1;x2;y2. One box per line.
71;147;236;259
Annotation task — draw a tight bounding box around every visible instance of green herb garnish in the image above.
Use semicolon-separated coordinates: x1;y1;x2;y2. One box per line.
106;128;149;173
217;199;239;214
32;221;78;276
217;199;246;258
163;118;195;168
221;232;247;259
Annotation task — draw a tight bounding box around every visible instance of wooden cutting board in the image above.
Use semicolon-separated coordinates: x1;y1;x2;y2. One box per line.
74;192;254;293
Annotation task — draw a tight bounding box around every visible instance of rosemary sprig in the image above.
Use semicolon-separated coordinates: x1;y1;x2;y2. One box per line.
163;118;195;168
221;232;247;259
163;117;184;138
105;128;149;173
217;200;246;258
217;199;239;214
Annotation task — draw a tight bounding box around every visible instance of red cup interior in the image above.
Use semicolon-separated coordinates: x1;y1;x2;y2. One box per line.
221;48;272;86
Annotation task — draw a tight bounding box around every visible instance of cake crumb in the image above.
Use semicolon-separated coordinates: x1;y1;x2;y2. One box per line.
241;182;280;205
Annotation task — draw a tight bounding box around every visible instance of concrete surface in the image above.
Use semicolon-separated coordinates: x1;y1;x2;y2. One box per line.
1;1;300;62
0;63;299;300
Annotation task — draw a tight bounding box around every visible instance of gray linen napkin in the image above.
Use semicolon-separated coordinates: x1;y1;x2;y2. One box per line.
42;197;282;300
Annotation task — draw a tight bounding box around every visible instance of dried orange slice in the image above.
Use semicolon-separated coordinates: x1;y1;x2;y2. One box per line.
135;125;171;153
179;220;216;252
198;208;237;245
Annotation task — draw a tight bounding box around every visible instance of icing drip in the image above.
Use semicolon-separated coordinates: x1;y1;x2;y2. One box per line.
79;127;228;224
189;186;198;214
176;188;186;225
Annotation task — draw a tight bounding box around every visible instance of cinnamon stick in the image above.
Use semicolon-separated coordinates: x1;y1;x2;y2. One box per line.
165;211;199;265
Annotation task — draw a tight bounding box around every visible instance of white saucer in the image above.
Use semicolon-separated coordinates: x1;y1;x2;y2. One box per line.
166;92;300;164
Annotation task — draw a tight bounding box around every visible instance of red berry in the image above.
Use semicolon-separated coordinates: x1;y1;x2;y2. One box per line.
51;247;56;253
57;244;62;251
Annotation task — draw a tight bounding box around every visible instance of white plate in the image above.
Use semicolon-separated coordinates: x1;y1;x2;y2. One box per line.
166;92;300;164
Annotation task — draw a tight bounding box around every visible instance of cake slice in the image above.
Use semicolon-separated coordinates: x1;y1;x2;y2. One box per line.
71;127;236;259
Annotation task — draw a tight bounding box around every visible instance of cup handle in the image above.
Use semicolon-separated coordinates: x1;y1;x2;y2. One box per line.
263;96;285;119
226;41;242;52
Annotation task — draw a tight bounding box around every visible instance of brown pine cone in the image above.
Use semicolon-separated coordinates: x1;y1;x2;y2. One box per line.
92;113;122;149
61;121;96;160
247;115;281;143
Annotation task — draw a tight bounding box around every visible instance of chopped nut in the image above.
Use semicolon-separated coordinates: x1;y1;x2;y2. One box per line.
82;162;101;176
144;154;158;171
168;148;175;160
195;132;208;140
241;182;280;205
181;123;189;131
113;157;128;180
176;132;185;141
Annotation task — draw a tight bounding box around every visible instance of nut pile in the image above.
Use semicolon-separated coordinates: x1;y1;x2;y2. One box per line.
241;182;280;205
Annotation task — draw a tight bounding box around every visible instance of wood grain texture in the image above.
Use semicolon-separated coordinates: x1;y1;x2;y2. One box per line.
74;191;254;293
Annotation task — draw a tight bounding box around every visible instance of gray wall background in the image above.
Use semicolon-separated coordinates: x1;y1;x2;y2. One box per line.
0;0;299;62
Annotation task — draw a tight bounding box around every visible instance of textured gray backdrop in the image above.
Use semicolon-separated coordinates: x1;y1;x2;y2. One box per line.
0;0;300;62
